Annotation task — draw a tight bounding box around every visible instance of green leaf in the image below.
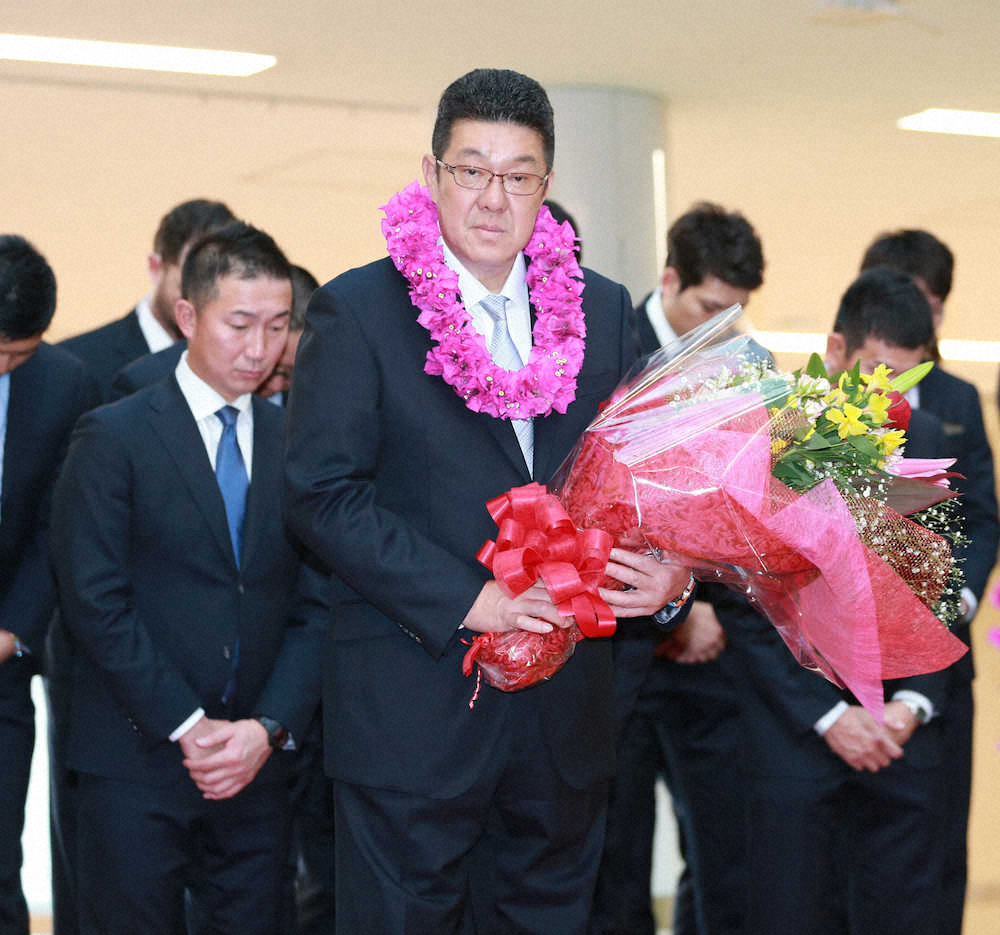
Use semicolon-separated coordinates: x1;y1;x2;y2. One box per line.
889;360;933;393
846;435;878;458
805;353;828;379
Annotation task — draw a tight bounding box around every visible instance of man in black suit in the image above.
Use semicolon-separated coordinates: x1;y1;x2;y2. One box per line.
285;68;694;935
52;223;327;935
722;269;963;935
592;203;764;935
59;198;235;402
49;198;238;935
859;231;999;934
0;236;94;935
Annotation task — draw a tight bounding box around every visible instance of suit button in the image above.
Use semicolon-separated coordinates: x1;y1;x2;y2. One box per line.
223;645;232;661
237;583;245;595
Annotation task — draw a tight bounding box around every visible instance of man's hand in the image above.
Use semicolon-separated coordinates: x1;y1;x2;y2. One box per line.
657;600;726;663
177;715;227;763
0;630;16;665
599;549;691;618
463;580;571;635
823;706;903;772
181;719;272;800
883;700;920;747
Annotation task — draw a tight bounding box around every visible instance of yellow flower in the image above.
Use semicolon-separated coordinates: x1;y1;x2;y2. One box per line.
865;392;891;425
860;364;894;392
878;429;906;456
771;438;789;454
824;387;848;407
827;403;867;439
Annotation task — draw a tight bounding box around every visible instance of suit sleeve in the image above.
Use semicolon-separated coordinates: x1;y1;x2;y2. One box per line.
284;284;487;659
950;387;999;602
51;412;204;740
0;366;98;653
250;551;329;741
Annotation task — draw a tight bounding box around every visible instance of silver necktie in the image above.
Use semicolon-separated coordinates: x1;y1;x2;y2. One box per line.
480;293;534;475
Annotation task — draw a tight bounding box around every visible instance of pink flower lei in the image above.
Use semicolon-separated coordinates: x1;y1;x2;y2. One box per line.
380;181;586;420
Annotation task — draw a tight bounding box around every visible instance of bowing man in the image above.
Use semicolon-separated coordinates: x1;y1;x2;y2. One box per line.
0;235;94;935
52;222;327;935
284;68;694;935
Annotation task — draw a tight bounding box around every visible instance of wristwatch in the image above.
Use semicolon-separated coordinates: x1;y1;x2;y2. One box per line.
652;572;697;626
253;715;289;750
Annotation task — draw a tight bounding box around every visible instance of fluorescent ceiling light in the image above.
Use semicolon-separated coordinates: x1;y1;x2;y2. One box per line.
0;33;275;76
897;108;1000;139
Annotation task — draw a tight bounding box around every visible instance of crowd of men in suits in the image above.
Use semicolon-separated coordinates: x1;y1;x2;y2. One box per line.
1;67;997;935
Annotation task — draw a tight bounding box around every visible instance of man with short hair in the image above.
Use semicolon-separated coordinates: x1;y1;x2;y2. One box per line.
859;230;998;935
722;267;955;935
52;222;327;935
0;235;94;935
60;198;235;401
593;202;764;935
285;68;692;935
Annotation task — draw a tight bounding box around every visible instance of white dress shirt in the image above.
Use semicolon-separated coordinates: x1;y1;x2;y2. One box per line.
135;295;177;354
0;372;9;525
644;288;681;350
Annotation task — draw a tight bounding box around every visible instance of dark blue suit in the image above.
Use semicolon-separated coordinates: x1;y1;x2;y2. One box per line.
58;309;152;404
110;340;186;400
285;256;638;934
51;376;327;935
592;293;749;935
0;344;94;935
913;364;998;934
722;407;957;935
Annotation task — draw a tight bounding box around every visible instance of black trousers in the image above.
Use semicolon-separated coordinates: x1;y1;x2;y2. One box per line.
0;659;34;935
75;768;291;935
332;704;608;935
591;648;746;935
745;750;945;935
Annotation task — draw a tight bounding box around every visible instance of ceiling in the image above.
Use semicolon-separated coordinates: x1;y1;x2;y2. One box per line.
3;0;999;369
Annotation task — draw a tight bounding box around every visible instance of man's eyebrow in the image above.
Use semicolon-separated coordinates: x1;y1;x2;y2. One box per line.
454;147;542;166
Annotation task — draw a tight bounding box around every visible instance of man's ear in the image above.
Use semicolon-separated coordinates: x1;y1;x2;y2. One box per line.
148;252;164;286
825;331;847;372
422;155;440;203
175;299;197;341
660;266;681;300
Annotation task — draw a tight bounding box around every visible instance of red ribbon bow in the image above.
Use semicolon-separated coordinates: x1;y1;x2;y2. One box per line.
475;482;617;638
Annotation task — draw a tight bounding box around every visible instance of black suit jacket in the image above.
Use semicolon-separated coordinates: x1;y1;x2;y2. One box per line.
111;341;187;400
0;344;95;662
720;407;953;777
915;364;999;603
59;309;153;403
52;377;327;787
285;256;638;797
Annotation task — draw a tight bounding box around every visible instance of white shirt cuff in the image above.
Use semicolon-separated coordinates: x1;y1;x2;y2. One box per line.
891;690;935;723
961;587;978;622
814;700;849;736
169;708;206;742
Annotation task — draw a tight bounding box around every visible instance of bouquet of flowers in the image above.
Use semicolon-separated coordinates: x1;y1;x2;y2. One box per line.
468;308;968;718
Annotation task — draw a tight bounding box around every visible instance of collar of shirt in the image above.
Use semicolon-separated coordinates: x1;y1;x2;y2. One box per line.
904;384;920;409
644;287;681;350
0;372;10;516
135;295;177;354
174;351;254;478
440;242;532;364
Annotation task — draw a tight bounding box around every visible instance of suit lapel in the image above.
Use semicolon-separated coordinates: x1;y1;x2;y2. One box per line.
240;398;279;571
147;378;236;568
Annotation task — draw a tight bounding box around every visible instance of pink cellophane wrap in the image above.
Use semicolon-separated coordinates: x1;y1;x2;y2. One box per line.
549;308;967;720
464;483;616;692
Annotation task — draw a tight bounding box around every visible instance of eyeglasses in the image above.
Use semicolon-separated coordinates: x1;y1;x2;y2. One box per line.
437;160;549;196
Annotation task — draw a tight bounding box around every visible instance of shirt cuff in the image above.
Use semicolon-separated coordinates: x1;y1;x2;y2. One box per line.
891;689;935;724
169;708;206;742
961;587;978;622
814;701;849;736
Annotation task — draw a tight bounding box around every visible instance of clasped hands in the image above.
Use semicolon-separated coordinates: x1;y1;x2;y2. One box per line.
178;716;271;800
463;547;692;634
823;701;920;772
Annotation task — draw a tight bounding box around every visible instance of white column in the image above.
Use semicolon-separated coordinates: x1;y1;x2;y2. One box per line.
546;85;667;303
